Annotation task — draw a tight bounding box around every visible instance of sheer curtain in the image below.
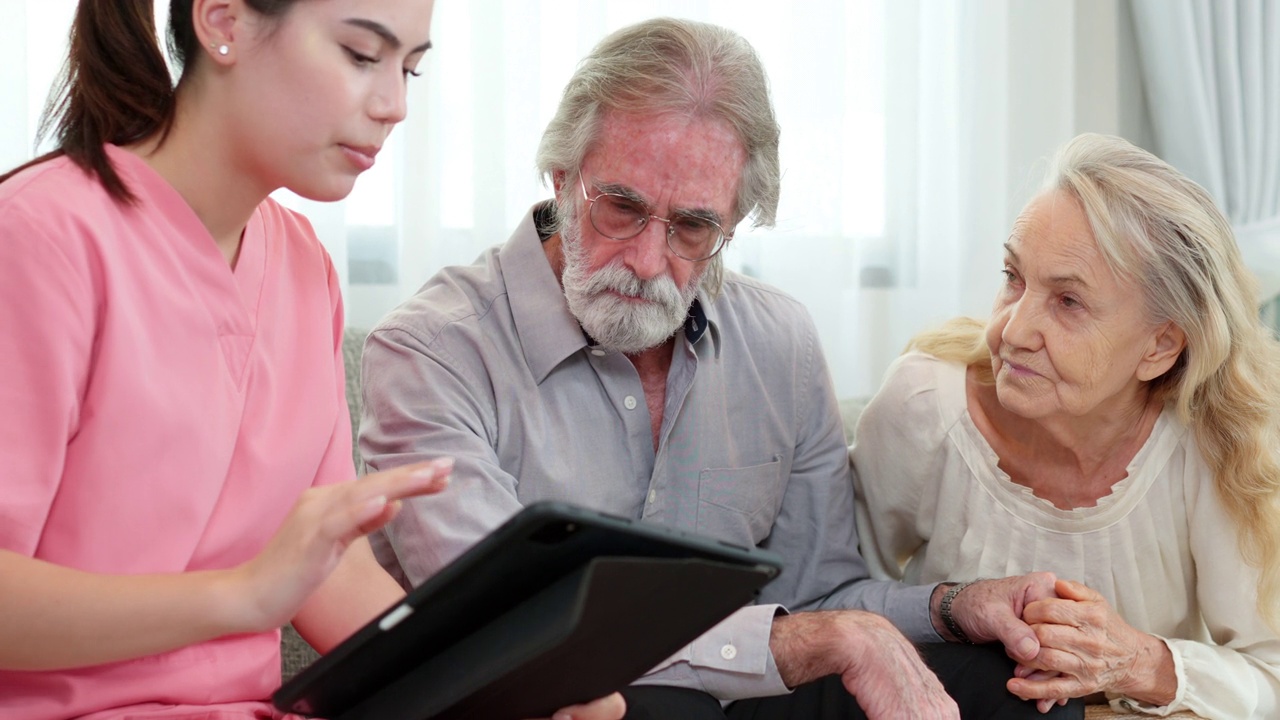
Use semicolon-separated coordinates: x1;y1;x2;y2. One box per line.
357;0;898;399
343;0;1145;399
1;3;73;172
2;1;1153;399
1129;0;1280;331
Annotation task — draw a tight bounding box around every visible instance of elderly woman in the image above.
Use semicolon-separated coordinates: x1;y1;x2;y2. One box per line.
851;133;1280;719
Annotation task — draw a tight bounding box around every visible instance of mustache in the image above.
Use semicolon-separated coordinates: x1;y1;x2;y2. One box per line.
561;223;686;306
578;262;684;306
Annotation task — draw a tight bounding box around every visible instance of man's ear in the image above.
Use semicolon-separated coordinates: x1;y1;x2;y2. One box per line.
191;0;242;63
551;169;567;196
1136;321;1187;382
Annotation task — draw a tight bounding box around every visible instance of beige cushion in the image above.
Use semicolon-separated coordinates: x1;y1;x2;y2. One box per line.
839;397;870;445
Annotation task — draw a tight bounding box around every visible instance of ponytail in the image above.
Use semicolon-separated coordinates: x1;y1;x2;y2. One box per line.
2;0;175;203
2;0;302;202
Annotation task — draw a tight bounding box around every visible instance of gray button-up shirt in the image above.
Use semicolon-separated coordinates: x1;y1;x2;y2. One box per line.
361;203;941;700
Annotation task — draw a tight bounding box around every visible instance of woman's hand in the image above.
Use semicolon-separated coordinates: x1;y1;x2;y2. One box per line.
1007;579;1176;708
231;458;453;633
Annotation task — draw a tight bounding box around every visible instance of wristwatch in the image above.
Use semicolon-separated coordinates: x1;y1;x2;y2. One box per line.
940;580;977;644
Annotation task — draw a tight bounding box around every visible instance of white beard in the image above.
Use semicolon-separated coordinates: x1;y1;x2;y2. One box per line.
561;219;700;354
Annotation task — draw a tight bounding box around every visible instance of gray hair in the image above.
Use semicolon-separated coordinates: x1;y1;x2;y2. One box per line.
1048;132;1280;629
536;17;782;300
1047;133;1259;413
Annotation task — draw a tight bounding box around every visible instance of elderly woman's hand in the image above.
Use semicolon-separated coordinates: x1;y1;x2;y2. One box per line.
1007;579;1177;708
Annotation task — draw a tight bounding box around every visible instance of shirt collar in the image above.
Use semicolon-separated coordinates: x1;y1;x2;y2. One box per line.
684;297;709;343
692;290;724;359
500;202;590;383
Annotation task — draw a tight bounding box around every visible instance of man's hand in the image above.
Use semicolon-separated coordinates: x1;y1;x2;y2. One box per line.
932;573;1059;663
770;611;959;720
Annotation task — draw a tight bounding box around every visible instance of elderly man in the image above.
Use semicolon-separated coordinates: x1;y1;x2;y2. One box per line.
361;17;1080;720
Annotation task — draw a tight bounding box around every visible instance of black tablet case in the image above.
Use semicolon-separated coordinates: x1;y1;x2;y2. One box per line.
273;501;783;720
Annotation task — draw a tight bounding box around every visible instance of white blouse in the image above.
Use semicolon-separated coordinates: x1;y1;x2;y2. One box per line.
851;352;1280;719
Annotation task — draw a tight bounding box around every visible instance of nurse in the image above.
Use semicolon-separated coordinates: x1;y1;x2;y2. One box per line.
0;2;623;719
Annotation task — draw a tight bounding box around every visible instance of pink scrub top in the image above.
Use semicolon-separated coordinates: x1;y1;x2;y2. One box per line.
0;145;355;719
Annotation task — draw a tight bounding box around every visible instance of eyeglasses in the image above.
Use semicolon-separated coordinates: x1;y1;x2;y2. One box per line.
577;173;731;262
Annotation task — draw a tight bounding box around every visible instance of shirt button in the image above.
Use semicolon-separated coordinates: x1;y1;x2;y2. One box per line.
623;395;638;410
720;644;737;660
590;349;606;357
647;489;656;504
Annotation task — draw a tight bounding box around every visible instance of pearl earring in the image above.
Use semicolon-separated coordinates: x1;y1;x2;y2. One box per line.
211;42;230;56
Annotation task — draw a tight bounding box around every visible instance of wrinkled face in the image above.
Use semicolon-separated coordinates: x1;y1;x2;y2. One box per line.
559;111;745;354
985;190;1168;420
224;0;434;201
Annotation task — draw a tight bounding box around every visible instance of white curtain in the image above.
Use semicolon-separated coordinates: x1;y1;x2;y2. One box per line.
343;0;1049;400
1130;0;1280;328
2;0;1152;398
1;3;72;171
358;0;908;399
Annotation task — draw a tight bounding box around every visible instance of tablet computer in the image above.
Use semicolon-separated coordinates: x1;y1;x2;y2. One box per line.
273;501;783;720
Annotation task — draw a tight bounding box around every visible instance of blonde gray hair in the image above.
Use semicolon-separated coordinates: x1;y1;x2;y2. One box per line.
912;133;1280;628
536;17;781;300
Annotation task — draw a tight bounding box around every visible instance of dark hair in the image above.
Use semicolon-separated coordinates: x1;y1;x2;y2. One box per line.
0;0;298;203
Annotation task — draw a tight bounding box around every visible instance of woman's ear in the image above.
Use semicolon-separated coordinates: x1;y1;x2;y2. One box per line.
191;0;241;63
1136;321;1187;382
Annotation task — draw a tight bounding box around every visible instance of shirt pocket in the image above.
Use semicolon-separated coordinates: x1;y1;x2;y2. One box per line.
696;455;784;545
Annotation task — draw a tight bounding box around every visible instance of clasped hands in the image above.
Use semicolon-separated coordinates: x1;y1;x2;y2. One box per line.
947;575;1176;713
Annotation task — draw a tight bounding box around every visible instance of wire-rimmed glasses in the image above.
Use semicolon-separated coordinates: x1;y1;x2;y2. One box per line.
577;173;731;262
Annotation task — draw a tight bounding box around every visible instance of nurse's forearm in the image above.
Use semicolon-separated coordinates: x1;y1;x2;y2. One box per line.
291;537;405;654
0;549;260;670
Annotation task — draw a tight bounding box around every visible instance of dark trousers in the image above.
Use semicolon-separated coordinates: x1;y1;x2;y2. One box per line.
621;643;1084;720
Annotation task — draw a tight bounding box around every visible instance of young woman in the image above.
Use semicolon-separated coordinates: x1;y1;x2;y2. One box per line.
0;2;623;719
